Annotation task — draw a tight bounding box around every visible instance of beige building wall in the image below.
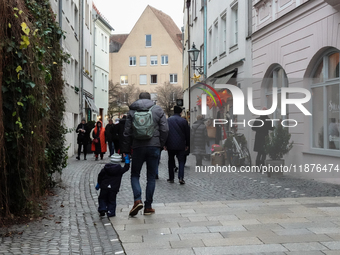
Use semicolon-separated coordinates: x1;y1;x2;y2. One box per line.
109;6;182;95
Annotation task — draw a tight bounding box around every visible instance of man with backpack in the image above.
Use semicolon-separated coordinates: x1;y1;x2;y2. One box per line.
121;92;168;216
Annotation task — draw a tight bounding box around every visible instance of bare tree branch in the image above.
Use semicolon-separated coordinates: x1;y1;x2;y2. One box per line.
155;82;183;116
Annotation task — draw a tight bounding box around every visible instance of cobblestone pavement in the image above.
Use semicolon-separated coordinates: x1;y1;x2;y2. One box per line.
116;152;340;206
1;151;340;254
0;155;124;255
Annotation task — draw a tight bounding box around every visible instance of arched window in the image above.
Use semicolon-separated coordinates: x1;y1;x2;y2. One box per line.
311;51;340;150
265;66;288;120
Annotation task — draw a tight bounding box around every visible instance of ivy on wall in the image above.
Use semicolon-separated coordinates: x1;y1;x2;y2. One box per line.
0;0;68;217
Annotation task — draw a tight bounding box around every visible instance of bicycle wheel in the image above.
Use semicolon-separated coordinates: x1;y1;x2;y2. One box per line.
229;145;240;166
240;146;252;167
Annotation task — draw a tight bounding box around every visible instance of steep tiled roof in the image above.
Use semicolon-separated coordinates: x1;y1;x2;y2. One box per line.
110;34;129;45
149;6;183;53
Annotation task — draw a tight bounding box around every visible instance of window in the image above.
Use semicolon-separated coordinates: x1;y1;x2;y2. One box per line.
214;21;218;58
105;74;108;91
161;55;168;65
150;55;158;65
102;73;104;89
129;56;136;66
192;0;197;20
265;66;288;120
150;75;157;84
170;74;178;84
105;36;107;52
146;34;152;47
221;14;227;53
140;56;147;66
311;51;340;150
208;29;212;62
101;33;104;51
120;75;128;85
200;44;204;67
140;75;147;85
231;3;238;45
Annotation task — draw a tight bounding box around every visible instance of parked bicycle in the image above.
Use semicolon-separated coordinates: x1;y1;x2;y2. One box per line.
224;131;252;167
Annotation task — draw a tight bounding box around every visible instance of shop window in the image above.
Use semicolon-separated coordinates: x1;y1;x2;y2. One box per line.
312;51;340;150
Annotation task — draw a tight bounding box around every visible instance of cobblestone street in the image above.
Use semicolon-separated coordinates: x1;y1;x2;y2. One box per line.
1;151;340;254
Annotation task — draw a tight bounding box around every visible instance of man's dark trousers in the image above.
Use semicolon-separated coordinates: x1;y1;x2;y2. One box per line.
168;150;186;181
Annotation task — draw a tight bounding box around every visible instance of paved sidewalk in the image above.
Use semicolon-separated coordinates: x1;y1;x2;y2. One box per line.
0;155;124;255
111;197;340;255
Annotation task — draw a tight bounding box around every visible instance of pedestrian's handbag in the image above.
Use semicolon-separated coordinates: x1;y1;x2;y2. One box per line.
93;138;99;144
207;126;216;138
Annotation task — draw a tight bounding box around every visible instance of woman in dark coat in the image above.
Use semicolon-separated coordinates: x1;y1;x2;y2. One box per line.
191;115;209;165
76;118;90;160
90;121;107;160
252;111;274;167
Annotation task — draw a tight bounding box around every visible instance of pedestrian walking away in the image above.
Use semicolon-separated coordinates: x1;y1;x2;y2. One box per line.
95;155;131;217
191;115;209;166
165;106;190;184
76;118;90;160
90;121;107;160
252;107;274;169
121;92;168;217
112;118;120;154
105;119;115;157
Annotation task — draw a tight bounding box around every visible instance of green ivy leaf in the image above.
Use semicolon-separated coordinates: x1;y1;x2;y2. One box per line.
27;82;35;88
8;23;11;28
13;7;18;11
21;22;30;35
16;66;22;72
17;102;24;107
12;112;16;116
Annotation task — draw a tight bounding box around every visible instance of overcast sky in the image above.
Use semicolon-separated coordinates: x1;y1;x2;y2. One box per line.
93;0;185;34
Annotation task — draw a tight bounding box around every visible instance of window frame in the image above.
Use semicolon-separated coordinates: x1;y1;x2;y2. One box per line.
120;75;128;85
161;55;168;65
129;56;136;66
170;74;178;84
150;74;158;84
139;74;147;85
150;55;158;66
145;34;152;47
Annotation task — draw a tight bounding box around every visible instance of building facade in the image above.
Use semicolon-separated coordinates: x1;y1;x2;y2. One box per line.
50;0;81;156
250;0;340;179
109;5;183;102
93;4;114;123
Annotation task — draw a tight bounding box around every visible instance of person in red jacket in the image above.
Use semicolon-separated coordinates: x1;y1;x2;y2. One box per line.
90;121;107;160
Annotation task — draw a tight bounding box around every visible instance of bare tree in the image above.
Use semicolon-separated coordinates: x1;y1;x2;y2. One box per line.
107;82;143;119
155;82;183;116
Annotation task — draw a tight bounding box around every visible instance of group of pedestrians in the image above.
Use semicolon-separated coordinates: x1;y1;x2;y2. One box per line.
76;116;127;161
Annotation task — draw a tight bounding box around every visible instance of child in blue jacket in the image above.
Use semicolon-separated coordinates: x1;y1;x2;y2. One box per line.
95;155;130;217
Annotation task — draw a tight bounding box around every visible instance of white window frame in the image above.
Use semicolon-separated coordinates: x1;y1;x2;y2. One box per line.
140;74;147;85
170;74;178;84
129;56;136;66
161;55;168;65
120;75;128;85
150;75;158;84
150;55;158;66
145;34;152;47
231;3;238;46
221;13;227;54
310;50;340;153
140;56;147;66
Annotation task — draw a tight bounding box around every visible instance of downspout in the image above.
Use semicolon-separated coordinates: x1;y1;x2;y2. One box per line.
79;0;84;119
93;14;98;119
203;0;207;77
58;0;62;45
186;0;191;126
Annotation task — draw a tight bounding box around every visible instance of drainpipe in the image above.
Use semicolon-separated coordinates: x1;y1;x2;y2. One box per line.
58;0;62;45
203;0;207;77
93;14;99;119
186;0;191;126
79;0;84;119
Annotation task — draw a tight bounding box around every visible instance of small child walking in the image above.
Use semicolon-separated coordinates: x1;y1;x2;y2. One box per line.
95;155;130;217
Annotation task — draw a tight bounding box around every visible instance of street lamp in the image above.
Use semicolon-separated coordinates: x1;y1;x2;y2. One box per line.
188;43;203;75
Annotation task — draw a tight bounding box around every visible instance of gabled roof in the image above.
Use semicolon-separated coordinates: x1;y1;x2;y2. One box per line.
92;2;114;31
110;34;129;45
149;5;183;53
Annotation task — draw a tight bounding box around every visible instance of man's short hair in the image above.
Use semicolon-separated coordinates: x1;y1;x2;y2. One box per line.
139;92;151;99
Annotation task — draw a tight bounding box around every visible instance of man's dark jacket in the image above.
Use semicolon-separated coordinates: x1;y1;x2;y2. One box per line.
121;99;168;153
166;114;190;151
97;163;130;193
252;115;274;152
105;123;114;142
